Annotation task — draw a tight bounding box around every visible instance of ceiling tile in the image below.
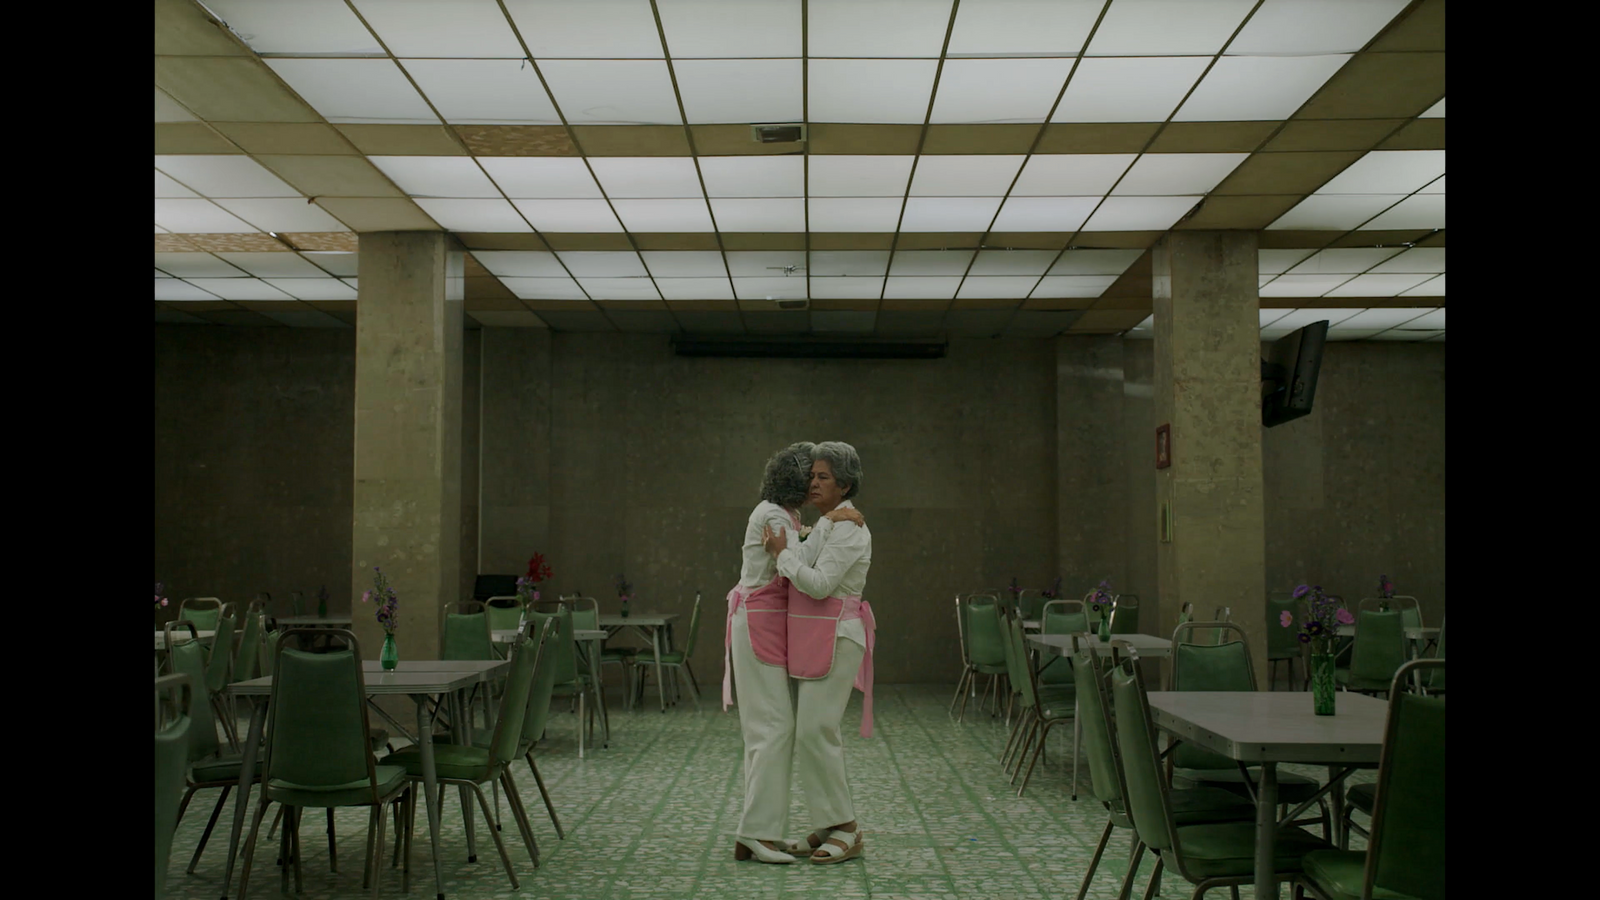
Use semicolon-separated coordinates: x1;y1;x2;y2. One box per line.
991;197;1098;232
504;0;664;57
509;199;622;231
255;156;402;198
641;251;726;277
1228;0;1409;54
156;171;198;199
1419;97;1444;118
946;0;1100;55
709;199;807;231
334;124;467;156
568;125;691;156
536;60;684;125
155;57;322;124
674;59;803;125
808;277;885;299
400;60;561;125
1212;151;1363;195
301;251;359;276
1031;275;1117;298
185;278;296;301
807;123;924;155
265;59;438;124
1086;0;1256;55
889;250;974;276
577;277;661;300
808;156;916;197
411;198;531;232
368;156;501;198
1398;308;1443;329
216;252;325;278
350;0;524;57
726;251;807;276
479;158;602;199
808;0;954;58
968;250;1058;276
1112;153;1248;195
1316;150;1445;194
201;0;381;54
1330;307;1432;329
1082;196;1197;231
909;156;1026;196
500;277;588;300
699;156;804;198
1051;57;1210;123
155;87;196;122
588;157;704;198
1369;248;1444;274
1174;55;1350;121
1175;195;1304;230
1258;274;1352;297
1011;155;1136;196
1286;248;1403;275
455;124;577;156
154;199;260;233
313;198;438;231
155;123;242;155
733;276;807;300
154;155;301;198
809;251;890;276
655;277;735;300
957;276;1038;299
1146;121;1279;153
808;60;938;124
557;252;647;277
930;59;1075;124
610;199;715;231
1295;52;1445;120
883;276;962;299
472;251;568;277
215;198;351;232
1362;194;1444;230
1377;119;1446;151
263;277;359;300
154;252;249;278
155;279;223;301
1049;249;1143;276
1324;274;1435;298
1267;194;1401;230
1257;249;1315;275
899;197;1003;232
655;0;800;57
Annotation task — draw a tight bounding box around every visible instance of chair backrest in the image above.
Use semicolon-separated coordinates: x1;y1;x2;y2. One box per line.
1108;658;1179;854
1266;595;1301;655
568;596;599;631
179;597;222;632
527;600;577;686
1001;610;1037;712
1167;622;1255;770
962;595;1006;667
1041;599;1088;635
234;606;265;683
484;596;525;634
953;596;970;667
1360;595;1423;629
155;673;194;899
442;602;495;661
1071;635;1125;811
264;629;382;802
679;592;704;656
1365;660;1446;899
1016;589;1046;621
1349;609;1408;685
1177;601;1193;627
483;624;542;767
1423;617;1445;691
205;612;237;693
518;617;562;750
259;628;283;677
1109;594;1140;635
166;621;221;762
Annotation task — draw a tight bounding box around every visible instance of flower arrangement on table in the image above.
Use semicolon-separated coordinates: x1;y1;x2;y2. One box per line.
517;552;552;605
1377;574;1396;601
1040;576;1063;600
616;574;634;618
362;567;399;635
1087;579;1115;616
1007;576;1022;603
155;582;169;611
1280;584;1354;655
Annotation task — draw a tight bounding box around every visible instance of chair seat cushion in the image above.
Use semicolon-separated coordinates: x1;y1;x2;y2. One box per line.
1177;768;1325;806
1345;782;1376;815
191;755;264;784
1169;786;1257;825
1300;849;1423;900
973;663;1008;675
1173;822;1332;880
600;647;636;661
636;651;686;665
1335;670;1394;692
386;743;500;782
266;765;408;808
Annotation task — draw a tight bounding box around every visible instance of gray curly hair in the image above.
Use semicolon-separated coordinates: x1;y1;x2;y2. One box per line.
811;441;863;500
760;442;815;509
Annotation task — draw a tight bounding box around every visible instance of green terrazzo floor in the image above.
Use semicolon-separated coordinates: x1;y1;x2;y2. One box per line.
164;682;1370;899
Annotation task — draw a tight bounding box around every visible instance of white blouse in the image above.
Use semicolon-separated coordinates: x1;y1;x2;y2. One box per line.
775;499;872;649
738;500;803;589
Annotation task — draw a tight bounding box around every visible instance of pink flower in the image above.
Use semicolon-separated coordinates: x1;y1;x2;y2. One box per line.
1280;610;1294;627
361;590;373;604
1336;608;1355;626
159;597;168;607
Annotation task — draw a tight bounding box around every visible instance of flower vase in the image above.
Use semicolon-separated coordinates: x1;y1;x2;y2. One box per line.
1097;613;1110;643
621;598;630;619
318;597;328;619
1310;652;1336;715
380;633;399;671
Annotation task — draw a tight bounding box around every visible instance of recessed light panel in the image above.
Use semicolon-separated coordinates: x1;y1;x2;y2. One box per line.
510;199;623;232
589;158;704;199
154;156;300;198
302;252;359;277
1419;98;1444;118
1286;248;1403;275
1267;195;1401;230
808;277;886;299
263;278;358;300
1369;248;1445;274
1317;151;1446;195
1402;309;1444;329
557;252;648;277
577;277;660;300
1049;250;1143;276
909;156;1026;196
808;60;938;124
536;60;684;125
1399;275;1444;297
610;199;715;231
1332;307;1434;329
1174;55;1350;121
930;59;1075;123
1257;249;1315;274
656;0;802;58
265;59;437;124
674;59;803;124
479;158;602;199
156;171;197;199
991;197;1098;232
810;252;891;277
969;250;1058;276
411;199;532;232
1227;0;1408;54
709;199;807;232
1011;155;1137;196
654;277;735;300
1419;176;1444;194
154;252;249;278
217;252;327;278
155;279;222;301
807;198;906;231
1052;56;1211;122
725;251;807;276
1031;275;1118;298
1363;194;1445;230
154;200;260;233
471;251;569;278
501;277;588;300
1257;274;1351;298
185;278;296;301
945;0;1101;56
808;0;954;58
505;0;664;58
219;199;351;232
1112;153;1248;195
883;276;963;299
368;157;501;198
699;157;805;198
202;0;383;55
899;197;1003;231
350;0;524;57
808;157;916;197
1324;274;1436;298
1086;0;1256;55
958;277;1039;299
1264;308;1359;330
1082;196;1197;231
640;251;727;277
733;276;807;300
889;250;975;276
400;60;561;124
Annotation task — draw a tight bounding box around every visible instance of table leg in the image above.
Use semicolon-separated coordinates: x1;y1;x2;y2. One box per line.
449;691;477;863
1255;762;1280;900
220;696;266;899
584;638;610;747
1329;765;1346;848
652;627;666;713
413;694;446;900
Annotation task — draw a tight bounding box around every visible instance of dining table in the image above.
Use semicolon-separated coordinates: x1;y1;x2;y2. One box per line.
597;613;679;712
221;657;510;900
1145;690;1388;899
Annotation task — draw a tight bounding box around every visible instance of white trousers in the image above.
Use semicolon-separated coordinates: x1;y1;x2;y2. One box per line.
730;607;794;840
795;635;865;831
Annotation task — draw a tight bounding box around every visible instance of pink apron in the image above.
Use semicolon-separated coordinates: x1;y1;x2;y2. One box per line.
722;509;803;711
787;583;877;739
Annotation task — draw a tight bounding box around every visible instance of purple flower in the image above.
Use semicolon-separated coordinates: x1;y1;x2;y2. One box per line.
1297;633;1311;644
1280;610;1294;628
1336;608;1355;626
1305;620;1324;636
1292;584;1309;599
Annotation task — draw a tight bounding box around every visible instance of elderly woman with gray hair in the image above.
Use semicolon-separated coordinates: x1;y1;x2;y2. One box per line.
725;442;863;864
761;440;874;864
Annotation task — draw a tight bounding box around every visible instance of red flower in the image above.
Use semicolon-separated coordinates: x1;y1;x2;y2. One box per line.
526;552;552;583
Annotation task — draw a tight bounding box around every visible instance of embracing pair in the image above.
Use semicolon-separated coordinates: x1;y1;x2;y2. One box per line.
721;441;875;865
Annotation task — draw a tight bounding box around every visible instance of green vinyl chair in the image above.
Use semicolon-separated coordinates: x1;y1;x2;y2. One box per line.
441;600;497;730
205;610;240;750
1037;599;1087;687
1071;639;1254;900
1000;610;1074;797
236;630;412;899
467;615;568;841
1295;660;1445;900
1177;602;1194;628
1109;595;1141;635
950;595;973;714
528;600;602;753
392;622;547;887
156;674;194;900
1110;656;1334;898
1017;589;1046;622
1421;617;1444;695
1166;622;1331;838
957;594;1008;722
484;595;525;636
234;602;266;685
178;597;223;633
1337;610;1407;696
1267;595;1304;691
631;592;705;709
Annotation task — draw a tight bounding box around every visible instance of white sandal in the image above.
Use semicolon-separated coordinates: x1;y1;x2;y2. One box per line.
781;828;831;854
809;828;863;864
734;837;797;864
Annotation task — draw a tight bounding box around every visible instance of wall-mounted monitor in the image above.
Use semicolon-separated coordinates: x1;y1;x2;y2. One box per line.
1261;320;1329;427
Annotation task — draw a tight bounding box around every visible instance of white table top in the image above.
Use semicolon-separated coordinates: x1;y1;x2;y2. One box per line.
275;615;353;626
1022;619;1041;631
1027;632;1172;658
1335;624;1438;640
360;659;508;682
155;630;215;650
599;613;677;627
1146;690;1388;765
227;668;484;696
492;628;606;643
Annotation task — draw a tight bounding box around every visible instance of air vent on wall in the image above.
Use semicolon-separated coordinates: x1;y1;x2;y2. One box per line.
673;336;946;360
751;123;806;144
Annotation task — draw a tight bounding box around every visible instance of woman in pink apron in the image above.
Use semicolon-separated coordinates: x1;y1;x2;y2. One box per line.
761;440;875;865
725;442;862;864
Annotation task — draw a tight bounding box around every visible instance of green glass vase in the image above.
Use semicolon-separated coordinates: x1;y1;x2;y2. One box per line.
380;632;399;671
1310;652;1336;715
1097;612;1111;643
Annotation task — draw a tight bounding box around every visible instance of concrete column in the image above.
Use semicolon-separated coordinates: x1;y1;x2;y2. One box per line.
1056;335;1128;601
1152;231;1268;678
351;232;464;662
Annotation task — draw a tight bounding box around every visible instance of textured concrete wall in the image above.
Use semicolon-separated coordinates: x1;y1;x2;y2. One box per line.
1056;335;1128;598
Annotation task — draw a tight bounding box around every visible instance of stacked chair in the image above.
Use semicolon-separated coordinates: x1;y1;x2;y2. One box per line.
156;674;195;898
952;593;1008;723
997;609;1074;797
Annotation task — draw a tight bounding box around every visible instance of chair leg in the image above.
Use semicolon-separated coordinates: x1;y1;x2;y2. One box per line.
1119;840;1145;900
328;806;338;872
1009;719;1039;783
371;799;389;898
527;754;565;839
362;805;378;888
1138;855;1165;900
175;784;199;828
1071;710;1082;801
187;785;231;873
500;771;542;867
1018;719;1058;797
950;667;970;715
956;669;973;723
236;797;274;900
470;783;521;889
1077;819;1115;900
